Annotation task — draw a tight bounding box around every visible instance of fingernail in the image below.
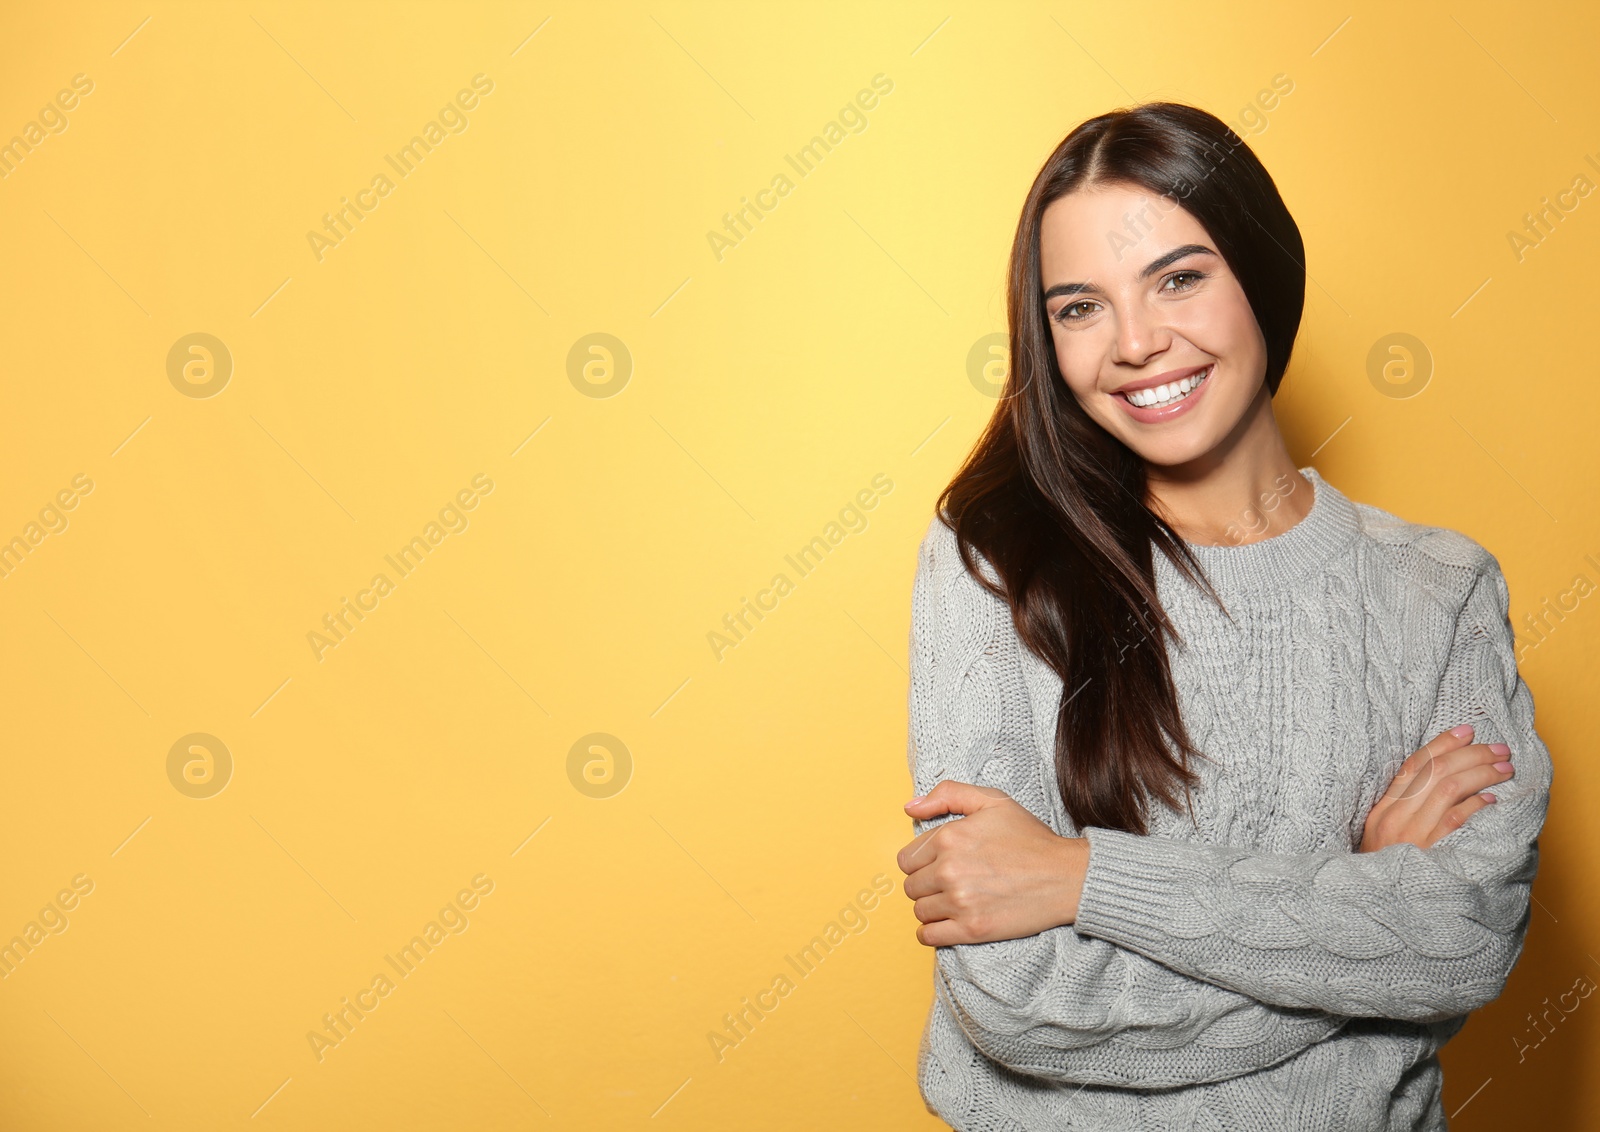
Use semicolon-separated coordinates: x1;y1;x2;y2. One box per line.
1494;761;1513;773
904;796;924;808
1451;724;1474;738
1481;792;1498;802
1490;743;1510;756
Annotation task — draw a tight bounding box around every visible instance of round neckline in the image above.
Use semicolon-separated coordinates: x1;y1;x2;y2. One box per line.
1154;466;1361;598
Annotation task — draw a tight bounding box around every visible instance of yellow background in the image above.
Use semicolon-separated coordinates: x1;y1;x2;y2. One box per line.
1;1;1596;1128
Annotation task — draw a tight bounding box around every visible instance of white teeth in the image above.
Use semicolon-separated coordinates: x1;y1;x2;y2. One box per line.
1128;366;1210;408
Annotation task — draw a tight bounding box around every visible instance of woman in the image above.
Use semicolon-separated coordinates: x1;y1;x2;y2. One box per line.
895;102;1552;1131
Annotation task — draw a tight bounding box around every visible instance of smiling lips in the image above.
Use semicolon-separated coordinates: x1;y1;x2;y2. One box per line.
1113;363;1214;422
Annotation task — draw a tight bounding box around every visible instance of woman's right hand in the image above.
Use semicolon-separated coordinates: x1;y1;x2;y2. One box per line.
1359;724;1514;852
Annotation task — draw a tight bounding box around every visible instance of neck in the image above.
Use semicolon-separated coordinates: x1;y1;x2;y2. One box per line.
1142;382;1311;547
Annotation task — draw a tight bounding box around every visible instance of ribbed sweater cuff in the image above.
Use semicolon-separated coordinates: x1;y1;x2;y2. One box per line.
1072;826;1212;952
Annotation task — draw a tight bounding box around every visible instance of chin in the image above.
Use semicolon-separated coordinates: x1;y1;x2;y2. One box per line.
1118;431;1222;470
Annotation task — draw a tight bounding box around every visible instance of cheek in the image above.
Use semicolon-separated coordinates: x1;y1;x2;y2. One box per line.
1197;290;1263;360
1049;330;1103;399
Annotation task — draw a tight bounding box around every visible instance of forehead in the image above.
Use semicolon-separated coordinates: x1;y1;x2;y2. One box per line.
1039;183;1211;284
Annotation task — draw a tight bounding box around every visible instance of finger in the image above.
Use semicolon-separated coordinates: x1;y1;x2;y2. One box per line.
1422;741;1512;782
909;891;957;925
1393;743;1511;815
1400;725;1473;775
916;918;969;948
1409;759;1514;831
904;780;1007;820
1423;792;1499;848
1386;726;1476;801
901;860;947;902
895;827;942;875
1388;736;1503;807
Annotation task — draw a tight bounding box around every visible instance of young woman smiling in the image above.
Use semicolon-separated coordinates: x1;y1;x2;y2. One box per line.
895;103;1551;1130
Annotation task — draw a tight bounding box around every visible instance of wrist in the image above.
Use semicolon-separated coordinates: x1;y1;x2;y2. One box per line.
1053;835;1091;927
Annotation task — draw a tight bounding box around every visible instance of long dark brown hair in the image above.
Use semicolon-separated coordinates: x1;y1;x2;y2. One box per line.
937;102;1307;834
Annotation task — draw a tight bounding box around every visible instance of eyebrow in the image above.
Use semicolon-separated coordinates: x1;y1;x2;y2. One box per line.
1042;243;1217;300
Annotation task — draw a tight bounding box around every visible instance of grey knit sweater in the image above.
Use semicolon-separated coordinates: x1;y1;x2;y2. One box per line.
906;466;1551;1131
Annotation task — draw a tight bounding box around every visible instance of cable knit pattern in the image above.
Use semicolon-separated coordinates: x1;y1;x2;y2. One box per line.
905;466;1552;1131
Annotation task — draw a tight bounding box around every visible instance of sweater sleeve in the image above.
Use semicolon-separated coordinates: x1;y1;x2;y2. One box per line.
907;517;1350;1088
1071;547;1552;1024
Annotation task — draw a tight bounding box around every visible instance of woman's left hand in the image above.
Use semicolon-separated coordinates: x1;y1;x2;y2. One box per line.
897;780;1089;946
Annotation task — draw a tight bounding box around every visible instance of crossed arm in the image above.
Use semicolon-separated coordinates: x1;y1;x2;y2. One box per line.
900;518;1552;1088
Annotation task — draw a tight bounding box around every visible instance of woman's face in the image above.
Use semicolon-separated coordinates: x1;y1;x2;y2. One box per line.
1037;181;1268;469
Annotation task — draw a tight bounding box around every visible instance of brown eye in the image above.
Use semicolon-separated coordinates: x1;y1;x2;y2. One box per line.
1055;300;1098;324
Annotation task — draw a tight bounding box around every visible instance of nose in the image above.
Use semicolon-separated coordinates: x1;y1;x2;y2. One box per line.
1110;299;1171;368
